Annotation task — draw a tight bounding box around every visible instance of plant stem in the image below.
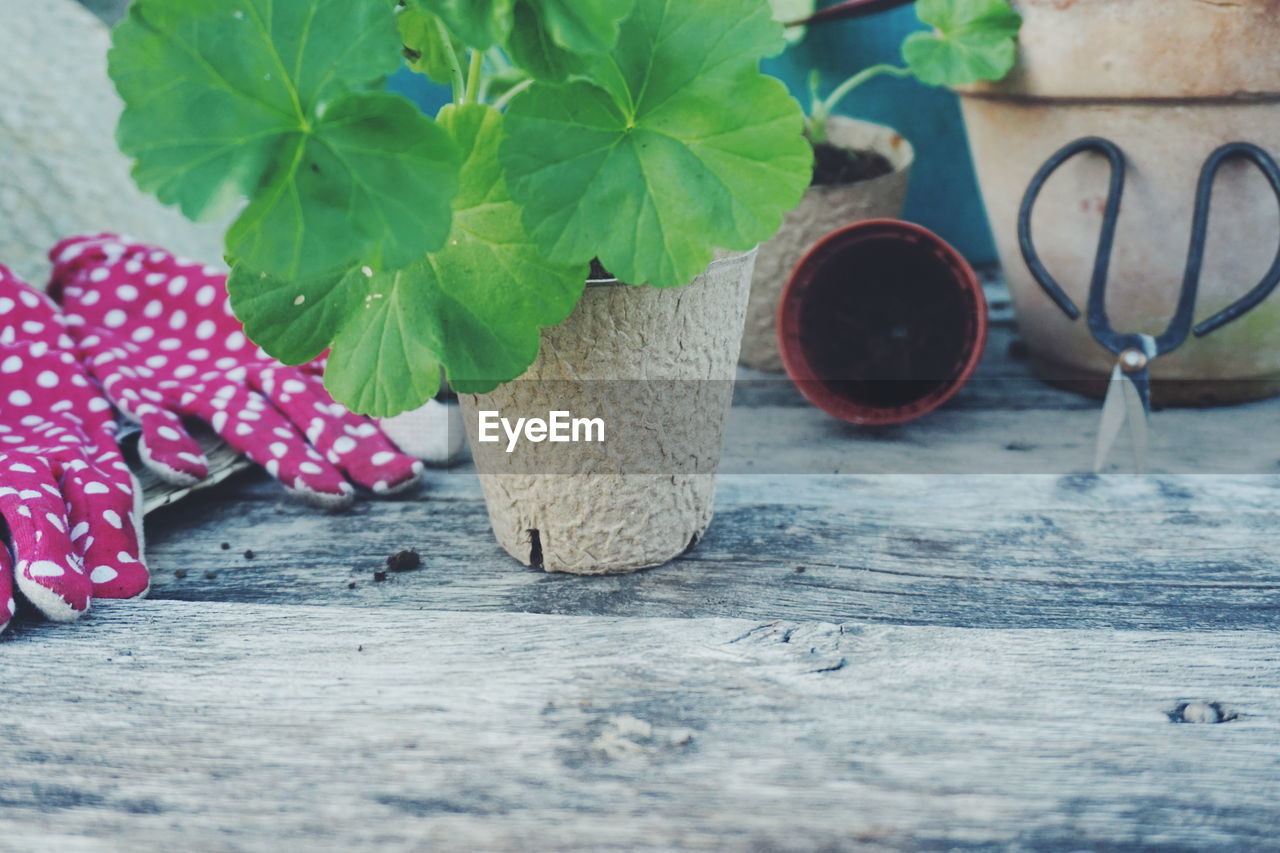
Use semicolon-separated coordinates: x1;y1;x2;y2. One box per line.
492;78;533;111
807;63;913;144
436;17;466;103
465;49;485;105
821;63;914;118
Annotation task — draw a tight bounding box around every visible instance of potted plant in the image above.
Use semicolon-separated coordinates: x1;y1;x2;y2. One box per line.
955;0;1280;405
741;0;1021;372
108;0;813;573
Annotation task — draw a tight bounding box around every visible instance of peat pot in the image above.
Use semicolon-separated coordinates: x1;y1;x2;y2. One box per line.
740;117;913;372
460;250;756;575
958;0;1280;405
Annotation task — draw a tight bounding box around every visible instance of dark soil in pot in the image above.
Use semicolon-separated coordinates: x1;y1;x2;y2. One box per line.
810;142;894;187
799;237;969;408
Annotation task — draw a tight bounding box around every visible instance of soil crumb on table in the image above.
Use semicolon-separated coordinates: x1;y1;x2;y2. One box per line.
387;550;421;573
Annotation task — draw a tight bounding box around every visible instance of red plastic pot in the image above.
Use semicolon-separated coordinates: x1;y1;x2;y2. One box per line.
777;219;987;426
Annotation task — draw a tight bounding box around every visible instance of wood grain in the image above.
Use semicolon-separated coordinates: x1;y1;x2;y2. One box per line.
1;603;1277;852
141;469;1280;630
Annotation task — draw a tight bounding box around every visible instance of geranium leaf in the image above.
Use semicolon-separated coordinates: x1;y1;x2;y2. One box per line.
505;0;634;82
418;104;586;393
903;0;1021;87
398;3;464;84
417;0;513;49
500;0;811;288
110;0;461;280
527;0;633;54
504;1;583;82
226;92;460;278
323;267;444;417
318;104;585;416
226;265;368;366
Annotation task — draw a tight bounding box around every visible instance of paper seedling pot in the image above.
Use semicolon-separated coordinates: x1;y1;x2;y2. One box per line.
740;117;913;372
957;0;1280;405
460;250;756;575
778;220;986;426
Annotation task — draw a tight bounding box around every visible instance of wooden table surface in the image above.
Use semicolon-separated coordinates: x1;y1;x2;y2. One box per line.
2;301;1278;851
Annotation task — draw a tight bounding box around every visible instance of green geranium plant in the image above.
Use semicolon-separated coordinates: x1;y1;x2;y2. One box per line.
799;0;1022;143
108;0;813;416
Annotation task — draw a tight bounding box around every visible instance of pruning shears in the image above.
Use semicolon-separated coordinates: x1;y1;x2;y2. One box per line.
1018;136;1280;472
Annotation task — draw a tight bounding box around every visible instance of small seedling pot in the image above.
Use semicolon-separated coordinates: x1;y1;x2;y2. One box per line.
460;250;756;575
957;0;1280;405
740;116;913;372
777;220;986;425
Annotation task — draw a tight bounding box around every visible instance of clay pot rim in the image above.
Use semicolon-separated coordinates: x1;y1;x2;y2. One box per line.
776;218;988;426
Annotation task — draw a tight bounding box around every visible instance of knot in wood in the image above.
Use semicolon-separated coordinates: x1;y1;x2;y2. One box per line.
1167;700;1238;724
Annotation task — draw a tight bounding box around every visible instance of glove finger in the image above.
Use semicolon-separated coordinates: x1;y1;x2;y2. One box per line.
60;449;149;599
0;540;14;633
255;367;422;495
0;455;91;621
134;406;207;486
81;332;208;484
177;382;353;508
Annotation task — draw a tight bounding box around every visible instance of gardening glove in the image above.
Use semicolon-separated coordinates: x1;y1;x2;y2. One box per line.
0;265;147;632
48;234;423;509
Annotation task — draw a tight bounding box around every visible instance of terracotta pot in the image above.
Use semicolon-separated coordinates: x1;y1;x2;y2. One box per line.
777;220;986;425
957;0;1280;405
740;117;913;372
460;250;755;575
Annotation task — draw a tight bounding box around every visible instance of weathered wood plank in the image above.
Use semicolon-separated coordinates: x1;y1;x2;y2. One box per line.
142;470;1280;629
0;603;1276;852
715;403;1280;475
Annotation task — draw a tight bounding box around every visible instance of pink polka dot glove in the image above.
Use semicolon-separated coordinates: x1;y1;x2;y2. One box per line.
48;235;423;508
0;265;147;633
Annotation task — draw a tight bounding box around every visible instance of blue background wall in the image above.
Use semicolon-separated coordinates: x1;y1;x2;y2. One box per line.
765;4;996;263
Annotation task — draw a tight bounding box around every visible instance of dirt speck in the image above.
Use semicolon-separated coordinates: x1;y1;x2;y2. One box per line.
387;549;421;573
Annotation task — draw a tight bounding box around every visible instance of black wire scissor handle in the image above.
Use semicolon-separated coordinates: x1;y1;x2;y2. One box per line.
1018;137;1280;359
